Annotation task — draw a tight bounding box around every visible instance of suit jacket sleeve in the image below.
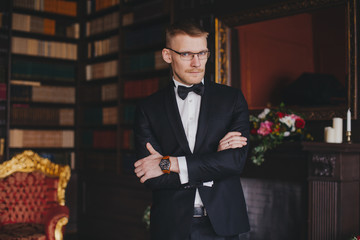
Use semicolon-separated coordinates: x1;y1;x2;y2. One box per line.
134;104;182;190
185;90;250;184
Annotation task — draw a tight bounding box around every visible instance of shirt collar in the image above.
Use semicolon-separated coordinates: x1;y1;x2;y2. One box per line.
173;78;204;90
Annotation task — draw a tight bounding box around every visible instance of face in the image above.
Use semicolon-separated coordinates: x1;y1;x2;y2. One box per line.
162;34;208;86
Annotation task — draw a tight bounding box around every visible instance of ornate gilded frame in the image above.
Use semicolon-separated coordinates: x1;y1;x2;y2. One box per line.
216;0;358;120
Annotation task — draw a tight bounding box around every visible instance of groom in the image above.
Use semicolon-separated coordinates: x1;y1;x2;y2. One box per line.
134;20;250;240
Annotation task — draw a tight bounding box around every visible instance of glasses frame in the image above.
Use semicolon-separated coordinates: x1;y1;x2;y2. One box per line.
165;47;210;61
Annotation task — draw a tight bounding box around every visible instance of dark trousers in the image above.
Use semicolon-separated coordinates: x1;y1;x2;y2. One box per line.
188;217;243;240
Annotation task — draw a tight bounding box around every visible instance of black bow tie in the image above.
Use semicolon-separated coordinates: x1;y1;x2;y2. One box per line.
177;83;204;100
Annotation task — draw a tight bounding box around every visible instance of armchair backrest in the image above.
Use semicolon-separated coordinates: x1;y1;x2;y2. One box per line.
0;151;71;226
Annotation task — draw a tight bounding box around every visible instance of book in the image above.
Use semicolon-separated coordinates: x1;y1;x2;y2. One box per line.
82;151;116;172
13;0;77;17
11;105;74;126
10;84;75;104
123;50;168;73
12;37;77;60
9;129;75;148
102;106;117;125
12;13;79;38
122;129;134;150
0;83;6;100
81;130;116;149
101;83;117;101
122;104;136;124
86;12;119;36
88;35;118;58
12;59;76;82
87;0;120;15
86;60;118;81
123;77;159;99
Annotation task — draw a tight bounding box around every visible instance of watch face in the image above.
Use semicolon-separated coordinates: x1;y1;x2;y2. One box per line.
159;157;170;172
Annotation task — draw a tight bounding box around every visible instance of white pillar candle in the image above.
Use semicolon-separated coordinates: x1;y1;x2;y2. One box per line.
324;127;336;143
332;118;343;143
347;109;351;132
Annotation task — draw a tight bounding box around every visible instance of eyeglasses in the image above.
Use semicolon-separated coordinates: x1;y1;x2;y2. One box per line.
165;47;210;61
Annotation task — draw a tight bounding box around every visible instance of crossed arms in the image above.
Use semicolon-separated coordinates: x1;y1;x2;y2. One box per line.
133;90;249;189
134;132;247;183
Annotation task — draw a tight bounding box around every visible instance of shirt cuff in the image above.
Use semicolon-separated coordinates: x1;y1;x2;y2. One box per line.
177;156;189;184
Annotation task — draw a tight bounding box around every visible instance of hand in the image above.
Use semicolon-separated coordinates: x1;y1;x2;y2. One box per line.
217;131;247;152
134;143;164;183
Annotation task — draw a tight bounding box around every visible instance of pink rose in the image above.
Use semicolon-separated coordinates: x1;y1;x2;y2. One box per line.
257;121;273;136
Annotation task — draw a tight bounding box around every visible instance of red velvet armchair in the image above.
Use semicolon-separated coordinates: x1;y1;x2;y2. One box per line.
0;151;71;240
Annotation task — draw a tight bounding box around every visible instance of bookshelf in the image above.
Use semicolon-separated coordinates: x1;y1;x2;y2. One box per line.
7;0;79;167
0;1;10;162
75;0;171;239
77;0;120;175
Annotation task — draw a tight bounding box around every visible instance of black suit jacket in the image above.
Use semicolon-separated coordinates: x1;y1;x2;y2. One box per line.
134;79;250;240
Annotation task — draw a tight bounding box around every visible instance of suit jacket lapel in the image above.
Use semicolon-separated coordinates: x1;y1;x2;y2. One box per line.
193;80;210;153
164;83;192;155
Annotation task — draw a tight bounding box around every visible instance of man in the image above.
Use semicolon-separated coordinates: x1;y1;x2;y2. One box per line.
134;20;250;240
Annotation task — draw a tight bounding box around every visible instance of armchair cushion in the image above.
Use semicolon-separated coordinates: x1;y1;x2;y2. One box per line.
0;223;45;240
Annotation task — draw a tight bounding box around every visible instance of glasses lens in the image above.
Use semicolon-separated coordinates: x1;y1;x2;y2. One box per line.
180;51;210;60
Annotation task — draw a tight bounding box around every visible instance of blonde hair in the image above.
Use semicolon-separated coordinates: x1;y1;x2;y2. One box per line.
165;20;209;47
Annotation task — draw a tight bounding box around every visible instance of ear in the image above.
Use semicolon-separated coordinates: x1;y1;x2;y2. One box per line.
162;48;172;64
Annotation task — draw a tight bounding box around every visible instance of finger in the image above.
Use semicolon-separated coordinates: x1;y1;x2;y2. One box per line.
220;132;242;144
220;136;247;147
146;142;158;155
136;170;145;178
230;139;247;145
134;166;142;173
140;175;147;183
134;160;142;168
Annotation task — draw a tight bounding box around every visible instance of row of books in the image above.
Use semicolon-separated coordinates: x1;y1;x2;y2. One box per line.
81;130;116;149
86;59;118;81
86;0;120;15
123;50;168;73
0;83;6;100
12;59;75;81
122;0;169;26
122;104;136;124
81;104;135;125
83;106;117;125
12;37;77;60
86;12;119;37
9;129;74;148
79;83;117;102
13;0;77;17
12;13;79;38
0;105;6;125
123;77;160;99
123;23;164;50
0;65;5;83
122;129;134;150
81;151;116;172
88;35;118;58
11;84;75;104
11;105;74;126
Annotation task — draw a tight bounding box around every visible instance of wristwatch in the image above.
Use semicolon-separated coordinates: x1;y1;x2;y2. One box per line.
159;156;171;174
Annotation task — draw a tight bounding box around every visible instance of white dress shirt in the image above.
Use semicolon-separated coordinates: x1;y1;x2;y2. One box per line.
173;78;213;207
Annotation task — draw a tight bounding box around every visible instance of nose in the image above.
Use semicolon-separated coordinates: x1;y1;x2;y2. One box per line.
190;54;201;67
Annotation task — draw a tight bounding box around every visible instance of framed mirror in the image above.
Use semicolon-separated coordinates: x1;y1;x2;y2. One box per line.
216;0;358;120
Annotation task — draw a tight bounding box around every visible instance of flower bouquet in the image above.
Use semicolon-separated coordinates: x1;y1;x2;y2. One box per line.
249;103;313;166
